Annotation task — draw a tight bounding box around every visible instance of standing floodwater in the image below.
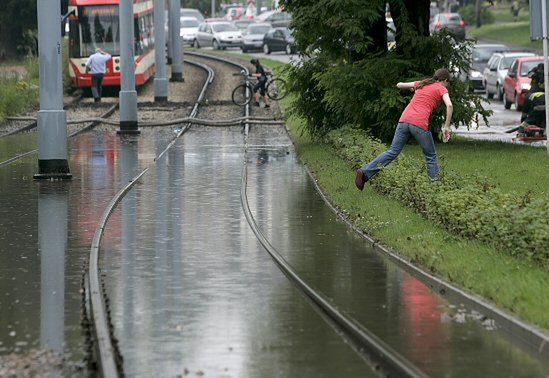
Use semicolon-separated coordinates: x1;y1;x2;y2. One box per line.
96;124;548;376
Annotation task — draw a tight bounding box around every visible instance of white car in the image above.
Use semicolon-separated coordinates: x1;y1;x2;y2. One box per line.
194;22;243;49
483;52;535;101
180;17;200;45
241;23;271;52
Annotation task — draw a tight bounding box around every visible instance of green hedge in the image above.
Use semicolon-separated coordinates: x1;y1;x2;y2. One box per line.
326;126;549;268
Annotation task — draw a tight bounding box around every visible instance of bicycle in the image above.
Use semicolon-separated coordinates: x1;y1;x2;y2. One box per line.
231;70;288;106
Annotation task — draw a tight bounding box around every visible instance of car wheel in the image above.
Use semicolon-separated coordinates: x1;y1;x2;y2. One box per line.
514;92;522;111
213;40;220;50
263;44;270;55
497;84;503;101
193;39;200;48
503;91;512;109
485;87;493;99
285;44;292;55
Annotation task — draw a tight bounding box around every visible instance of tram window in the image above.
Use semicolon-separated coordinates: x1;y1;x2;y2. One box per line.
79;5;121;57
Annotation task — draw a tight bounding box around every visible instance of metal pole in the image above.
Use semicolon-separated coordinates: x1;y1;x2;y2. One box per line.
542;0;549;153
119;0;140;134
34;0;71;180
154;0;168;102
257;0;262;16
167;0;173;64
211;0;216;18
171;0;183;81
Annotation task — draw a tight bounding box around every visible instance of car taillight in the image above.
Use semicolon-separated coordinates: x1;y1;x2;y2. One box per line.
459;20;465;27
435;22;441;29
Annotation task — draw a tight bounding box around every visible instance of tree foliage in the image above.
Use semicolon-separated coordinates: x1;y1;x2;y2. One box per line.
281;0;491;142
0;0;38;58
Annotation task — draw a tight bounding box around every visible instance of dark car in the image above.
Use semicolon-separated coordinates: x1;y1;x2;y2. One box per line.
429;13;465;39
262;27;295;55
464;44;509;92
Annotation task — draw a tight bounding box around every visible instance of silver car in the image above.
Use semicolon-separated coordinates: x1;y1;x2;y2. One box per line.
484;52;535;100
194;22;242;49
241;23;271;52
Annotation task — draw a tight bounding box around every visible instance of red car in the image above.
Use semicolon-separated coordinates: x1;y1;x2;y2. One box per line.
503;56;544;111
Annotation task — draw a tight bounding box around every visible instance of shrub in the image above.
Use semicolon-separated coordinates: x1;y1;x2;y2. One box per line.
459;4;495;27
325;126;549;268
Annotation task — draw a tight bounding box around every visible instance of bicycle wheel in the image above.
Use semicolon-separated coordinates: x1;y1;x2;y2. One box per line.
232;83;253;106
266;78;288;101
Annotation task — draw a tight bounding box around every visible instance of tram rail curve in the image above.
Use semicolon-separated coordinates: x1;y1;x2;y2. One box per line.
84;59;215;377
186;51;427;377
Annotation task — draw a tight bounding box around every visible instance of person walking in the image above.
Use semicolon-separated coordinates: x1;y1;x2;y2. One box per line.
355;68;453;191
85;48;112;102
250;58;270;108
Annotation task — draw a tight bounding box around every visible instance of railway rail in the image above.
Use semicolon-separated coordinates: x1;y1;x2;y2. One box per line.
0;92;84;138
0;102;118;169
85;58;215;376
185;51;428;377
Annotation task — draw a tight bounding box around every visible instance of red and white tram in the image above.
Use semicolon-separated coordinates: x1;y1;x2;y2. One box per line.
67;0;155;89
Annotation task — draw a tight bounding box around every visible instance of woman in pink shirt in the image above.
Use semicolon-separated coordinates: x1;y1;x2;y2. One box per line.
355;68;453;190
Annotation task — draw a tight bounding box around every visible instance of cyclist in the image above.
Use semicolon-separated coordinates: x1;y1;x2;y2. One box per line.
250;58;270;108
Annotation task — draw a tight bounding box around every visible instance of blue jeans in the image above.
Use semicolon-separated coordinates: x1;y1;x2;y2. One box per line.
360;122;440;180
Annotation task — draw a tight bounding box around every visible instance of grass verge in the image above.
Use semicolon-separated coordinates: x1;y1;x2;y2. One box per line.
213;49;549;330
0;57;40;122
287;117;549;330
468;21;542;51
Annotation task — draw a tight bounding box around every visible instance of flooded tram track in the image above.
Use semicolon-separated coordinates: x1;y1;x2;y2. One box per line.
85;59;216;376
185;51;427;377
74;51;549;377
194;52;549;376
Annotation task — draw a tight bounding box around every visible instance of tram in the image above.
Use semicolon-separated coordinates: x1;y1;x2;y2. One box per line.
67;0;155;89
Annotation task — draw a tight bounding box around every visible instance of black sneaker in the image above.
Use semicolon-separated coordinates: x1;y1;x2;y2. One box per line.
264;104;270;108
254;102;260;107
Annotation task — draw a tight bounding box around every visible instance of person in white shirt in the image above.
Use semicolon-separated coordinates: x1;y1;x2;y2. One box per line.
85;48;112;102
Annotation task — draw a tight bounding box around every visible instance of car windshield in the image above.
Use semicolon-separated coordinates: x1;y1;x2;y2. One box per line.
500;56;519;69
473;46;506;62
521;61;544;76
181;19;199;28
212;23;238;32
248;25;270;34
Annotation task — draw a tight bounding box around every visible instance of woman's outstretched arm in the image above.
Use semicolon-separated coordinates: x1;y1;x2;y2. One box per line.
396;81;416;89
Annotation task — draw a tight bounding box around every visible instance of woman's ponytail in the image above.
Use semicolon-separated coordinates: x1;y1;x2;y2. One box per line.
416;68;451;89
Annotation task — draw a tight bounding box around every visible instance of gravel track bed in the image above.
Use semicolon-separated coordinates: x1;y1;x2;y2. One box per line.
186;55;244;102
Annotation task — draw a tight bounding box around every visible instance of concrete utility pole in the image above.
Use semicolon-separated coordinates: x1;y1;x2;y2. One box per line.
154;0;168;102
119;0;140;134
256;0;262;16
34;0;71;180
167;0;173;65
211;0;216;18
170;0;183;81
